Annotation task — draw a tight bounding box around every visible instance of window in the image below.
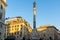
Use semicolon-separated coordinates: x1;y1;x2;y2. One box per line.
12;28;13;30
17;36;19;38
21;25;22;27
0;32;1;35
39;38;43;40
49;37;53;40
15;28;16;30
15;32;16;35
12;33;13;35
17;32;19;34
1;5;3;9
17;28;18;31
22;37;25;40
44;34;45;37
15;25;16;27
17;25;19;27
0;23;2;28
21;27;22;30
25;23;27;26
12;26;13;27
0;12;2;20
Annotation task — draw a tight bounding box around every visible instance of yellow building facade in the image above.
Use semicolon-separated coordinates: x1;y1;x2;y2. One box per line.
5;16;32;39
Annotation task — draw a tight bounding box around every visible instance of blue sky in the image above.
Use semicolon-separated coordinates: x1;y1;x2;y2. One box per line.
6;0;60;30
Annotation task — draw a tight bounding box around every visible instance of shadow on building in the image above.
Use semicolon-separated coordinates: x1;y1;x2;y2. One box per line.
4;36;16;40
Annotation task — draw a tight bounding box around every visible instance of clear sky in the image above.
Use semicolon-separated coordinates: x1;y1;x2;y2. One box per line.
6;0;60;30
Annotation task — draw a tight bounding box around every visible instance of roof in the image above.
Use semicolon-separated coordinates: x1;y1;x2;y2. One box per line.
37;25;58;31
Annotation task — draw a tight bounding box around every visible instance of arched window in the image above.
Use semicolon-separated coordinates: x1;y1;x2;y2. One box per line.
49;37;53;40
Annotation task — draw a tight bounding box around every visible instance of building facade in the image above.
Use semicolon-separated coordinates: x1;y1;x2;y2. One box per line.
57;31;60;40
37;25;58;40
0;0;7;40
5;16;32;40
